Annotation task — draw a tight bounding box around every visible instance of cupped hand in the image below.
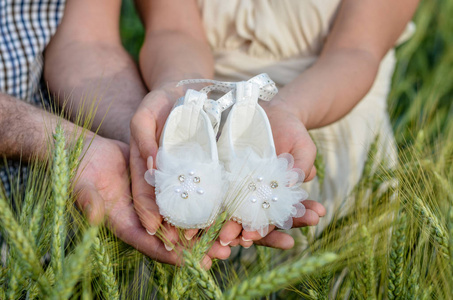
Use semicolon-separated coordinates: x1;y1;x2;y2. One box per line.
75;135;230;267
218;99;325;249
129;89;175;242
129;87;230;262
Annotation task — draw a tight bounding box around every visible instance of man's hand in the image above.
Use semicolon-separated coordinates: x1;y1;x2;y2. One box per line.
217;100;326;248
76;136;230;268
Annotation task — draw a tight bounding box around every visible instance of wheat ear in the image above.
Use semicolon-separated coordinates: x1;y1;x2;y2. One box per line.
170;269;190;299
51;125;70;278
388;213;407;300
224;252;338;299
0;193;51;295
92;237;119;300
51;226;98;299
413;198;449;259
183;250;222;299
154;262;170;300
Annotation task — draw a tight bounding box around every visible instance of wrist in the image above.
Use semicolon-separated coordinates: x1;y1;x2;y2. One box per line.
266;95;311;129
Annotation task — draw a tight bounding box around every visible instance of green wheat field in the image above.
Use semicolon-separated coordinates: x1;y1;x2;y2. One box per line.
1;1;452;299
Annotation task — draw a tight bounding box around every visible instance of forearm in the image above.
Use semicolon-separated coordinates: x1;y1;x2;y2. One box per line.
137;0;213;94
274;0;419;130
44;0;146;144
0;93;92;160
140;32;213;91
275;49;379;130
44;41;146;144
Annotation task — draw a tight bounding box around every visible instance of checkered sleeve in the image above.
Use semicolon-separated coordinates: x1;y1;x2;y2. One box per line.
0;0;65;197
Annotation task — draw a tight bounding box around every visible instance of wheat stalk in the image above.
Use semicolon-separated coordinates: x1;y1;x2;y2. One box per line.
360;226;376;300
170;269;190;299
449;208;453;267
183;250;223;299
154;262;170;300
256;246;272;271
388;214;407;300
51;124;70;278
27;255;57;299
0;193;51;295
313;143;325;188
192;211;228;260
92;237;119;300
6;263;20;300
19;186;34;226
317;272;333;300
29;201;44;246
413;198;449;259
81;275;93;300
69;133;85;178
223;252;338;299
51;226;98;300
0;286;5;300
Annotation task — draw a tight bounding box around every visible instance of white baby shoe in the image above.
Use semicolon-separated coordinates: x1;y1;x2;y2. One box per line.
217;79;308;237
144;89;225;229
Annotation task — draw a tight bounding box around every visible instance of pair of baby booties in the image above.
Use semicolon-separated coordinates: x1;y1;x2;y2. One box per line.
144;74;308;237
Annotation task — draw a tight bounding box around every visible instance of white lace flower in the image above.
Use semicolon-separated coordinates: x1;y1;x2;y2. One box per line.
145;144;225;229
225;149;308;237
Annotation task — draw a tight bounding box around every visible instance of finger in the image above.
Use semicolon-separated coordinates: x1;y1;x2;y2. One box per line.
201;255;212;270
160;223;180;252
218;220;243;246
302;200;326;217
305;165;317;182
292;209;321;227
239;239;253;249
241;225;276;242
254;230;295;249
207;241;232;260
229;237;241;247
75;183;105;225
130;139;162;235
130;108;159;162
292;136;317;183
184;229;199;241
108;199;181;265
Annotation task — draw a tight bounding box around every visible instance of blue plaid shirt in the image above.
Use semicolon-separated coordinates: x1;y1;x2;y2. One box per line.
0;0;65;196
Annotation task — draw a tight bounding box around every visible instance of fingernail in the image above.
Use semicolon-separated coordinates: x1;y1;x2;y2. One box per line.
241;236;252;242
184;232;194;241
147;156;154;170
164;243;173;252
220;240;231;247
146;229;156;236
244;245;252;249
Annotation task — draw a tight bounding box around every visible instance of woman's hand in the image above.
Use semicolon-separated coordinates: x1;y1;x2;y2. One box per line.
217;100;326;248
129;88;231;264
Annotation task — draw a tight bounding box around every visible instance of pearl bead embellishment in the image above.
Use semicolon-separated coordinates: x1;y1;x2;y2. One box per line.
247;177;281;209
176;170;203;199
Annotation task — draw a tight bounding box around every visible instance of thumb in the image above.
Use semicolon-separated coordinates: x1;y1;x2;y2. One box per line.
76;183;105;225
292;135;317;182
130;109;159;163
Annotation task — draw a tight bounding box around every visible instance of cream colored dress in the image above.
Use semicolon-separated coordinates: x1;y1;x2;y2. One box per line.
197;0;414;229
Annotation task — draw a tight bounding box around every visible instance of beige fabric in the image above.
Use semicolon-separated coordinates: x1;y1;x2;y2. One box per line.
198;0;413;229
